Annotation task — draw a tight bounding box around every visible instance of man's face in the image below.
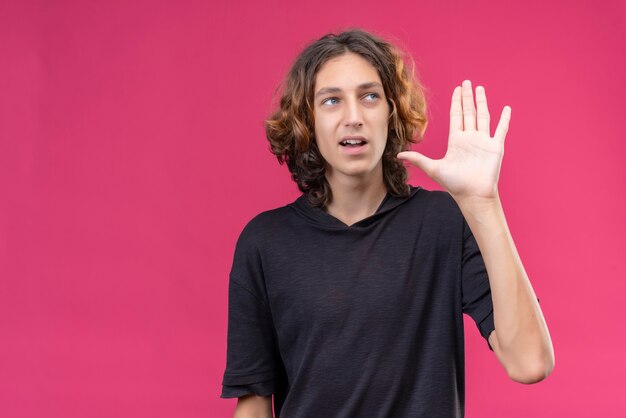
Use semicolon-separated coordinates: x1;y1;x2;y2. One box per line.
313;52;390;181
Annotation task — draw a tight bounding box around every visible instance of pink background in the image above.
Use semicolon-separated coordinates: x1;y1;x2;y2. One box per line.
1;0;624;417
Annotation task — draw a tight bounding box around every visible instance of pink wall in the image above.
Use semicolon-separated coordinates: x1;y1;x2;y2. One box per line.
1;0;624;416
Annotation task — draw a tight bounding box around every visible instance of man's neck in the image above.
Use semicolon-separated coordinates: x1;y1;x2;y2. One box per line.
324;170;387;227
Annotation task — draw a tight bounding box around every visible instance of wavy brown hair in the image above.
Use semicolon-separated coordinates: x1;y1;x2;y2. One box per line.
264;28;429;208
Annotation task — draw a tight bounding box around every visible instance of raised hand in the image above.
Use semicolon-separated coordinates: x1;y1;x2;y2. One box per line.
396;80;511;202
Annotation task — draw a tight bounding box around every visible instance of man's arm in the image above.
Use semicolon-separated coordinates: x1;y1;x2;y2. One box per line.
459;196;555;384
396;80;555;384
233;394;273;418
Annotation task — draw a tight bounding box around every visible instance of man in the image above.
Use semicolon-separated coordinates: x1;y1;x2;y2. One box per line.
221;28;554;418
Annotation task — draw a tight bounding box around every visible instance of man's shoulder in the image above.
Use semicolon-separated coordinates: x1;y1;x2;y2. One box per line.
248;203;293;227
235;203;294;247
411;186;460;215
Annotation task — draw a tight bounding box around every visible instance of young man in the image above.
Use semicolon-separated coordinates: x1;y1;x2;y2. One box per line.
220;28;554;418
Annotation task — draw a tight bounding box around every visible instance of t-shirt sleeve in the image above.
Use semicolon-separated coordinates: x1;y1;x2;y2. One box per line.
220;222;279;398
460;217;496;351
459;216;542;352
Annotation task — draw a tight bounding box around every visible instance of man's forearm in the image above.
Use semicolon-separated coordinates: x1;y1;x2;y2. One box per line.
233;394;273;418
456;194;554;382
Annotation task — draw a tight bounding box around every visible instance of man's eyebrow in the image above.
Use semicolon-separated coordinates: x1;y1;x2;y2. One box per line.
314;82;384;98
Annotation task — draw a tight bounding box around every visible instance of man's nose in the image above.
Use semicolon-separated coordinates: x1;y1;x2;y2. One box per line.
343;98;364;128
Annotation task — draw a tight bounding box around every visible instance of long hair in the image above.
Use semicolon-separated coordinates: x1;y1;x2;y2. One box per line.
264;28;429;208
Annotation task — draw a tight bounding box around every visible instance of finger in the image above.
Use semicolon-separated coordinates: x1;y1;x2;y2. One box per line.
462;80;476;131
449;86;463;134
493;106;511;144
397;151;437;177
475;86;490;135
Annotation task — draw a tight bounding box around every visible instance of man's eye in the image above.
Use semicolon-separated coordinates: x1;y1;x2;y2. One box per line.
321;97;339;106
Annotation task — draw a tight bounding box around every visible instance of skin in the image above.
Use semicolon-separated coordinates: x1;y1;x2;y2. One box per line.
397;80;555;383
233;394;272;418
313;52;390;226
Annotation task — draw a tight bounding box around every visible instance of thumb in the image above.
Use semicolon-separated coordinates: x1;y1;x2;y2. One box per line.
397;151;437;177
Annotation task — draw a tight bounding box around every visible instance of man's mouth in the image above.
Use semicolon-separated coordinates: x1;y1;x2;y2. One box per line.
339;137;368;147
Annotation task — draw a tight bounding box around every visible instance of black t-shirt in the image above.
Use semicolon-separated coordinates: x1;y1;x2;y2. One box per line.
220;185;496;417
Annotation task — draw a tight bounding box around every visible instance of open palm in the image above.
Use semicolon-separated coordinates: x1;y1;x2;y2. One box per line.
397;80;511;201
